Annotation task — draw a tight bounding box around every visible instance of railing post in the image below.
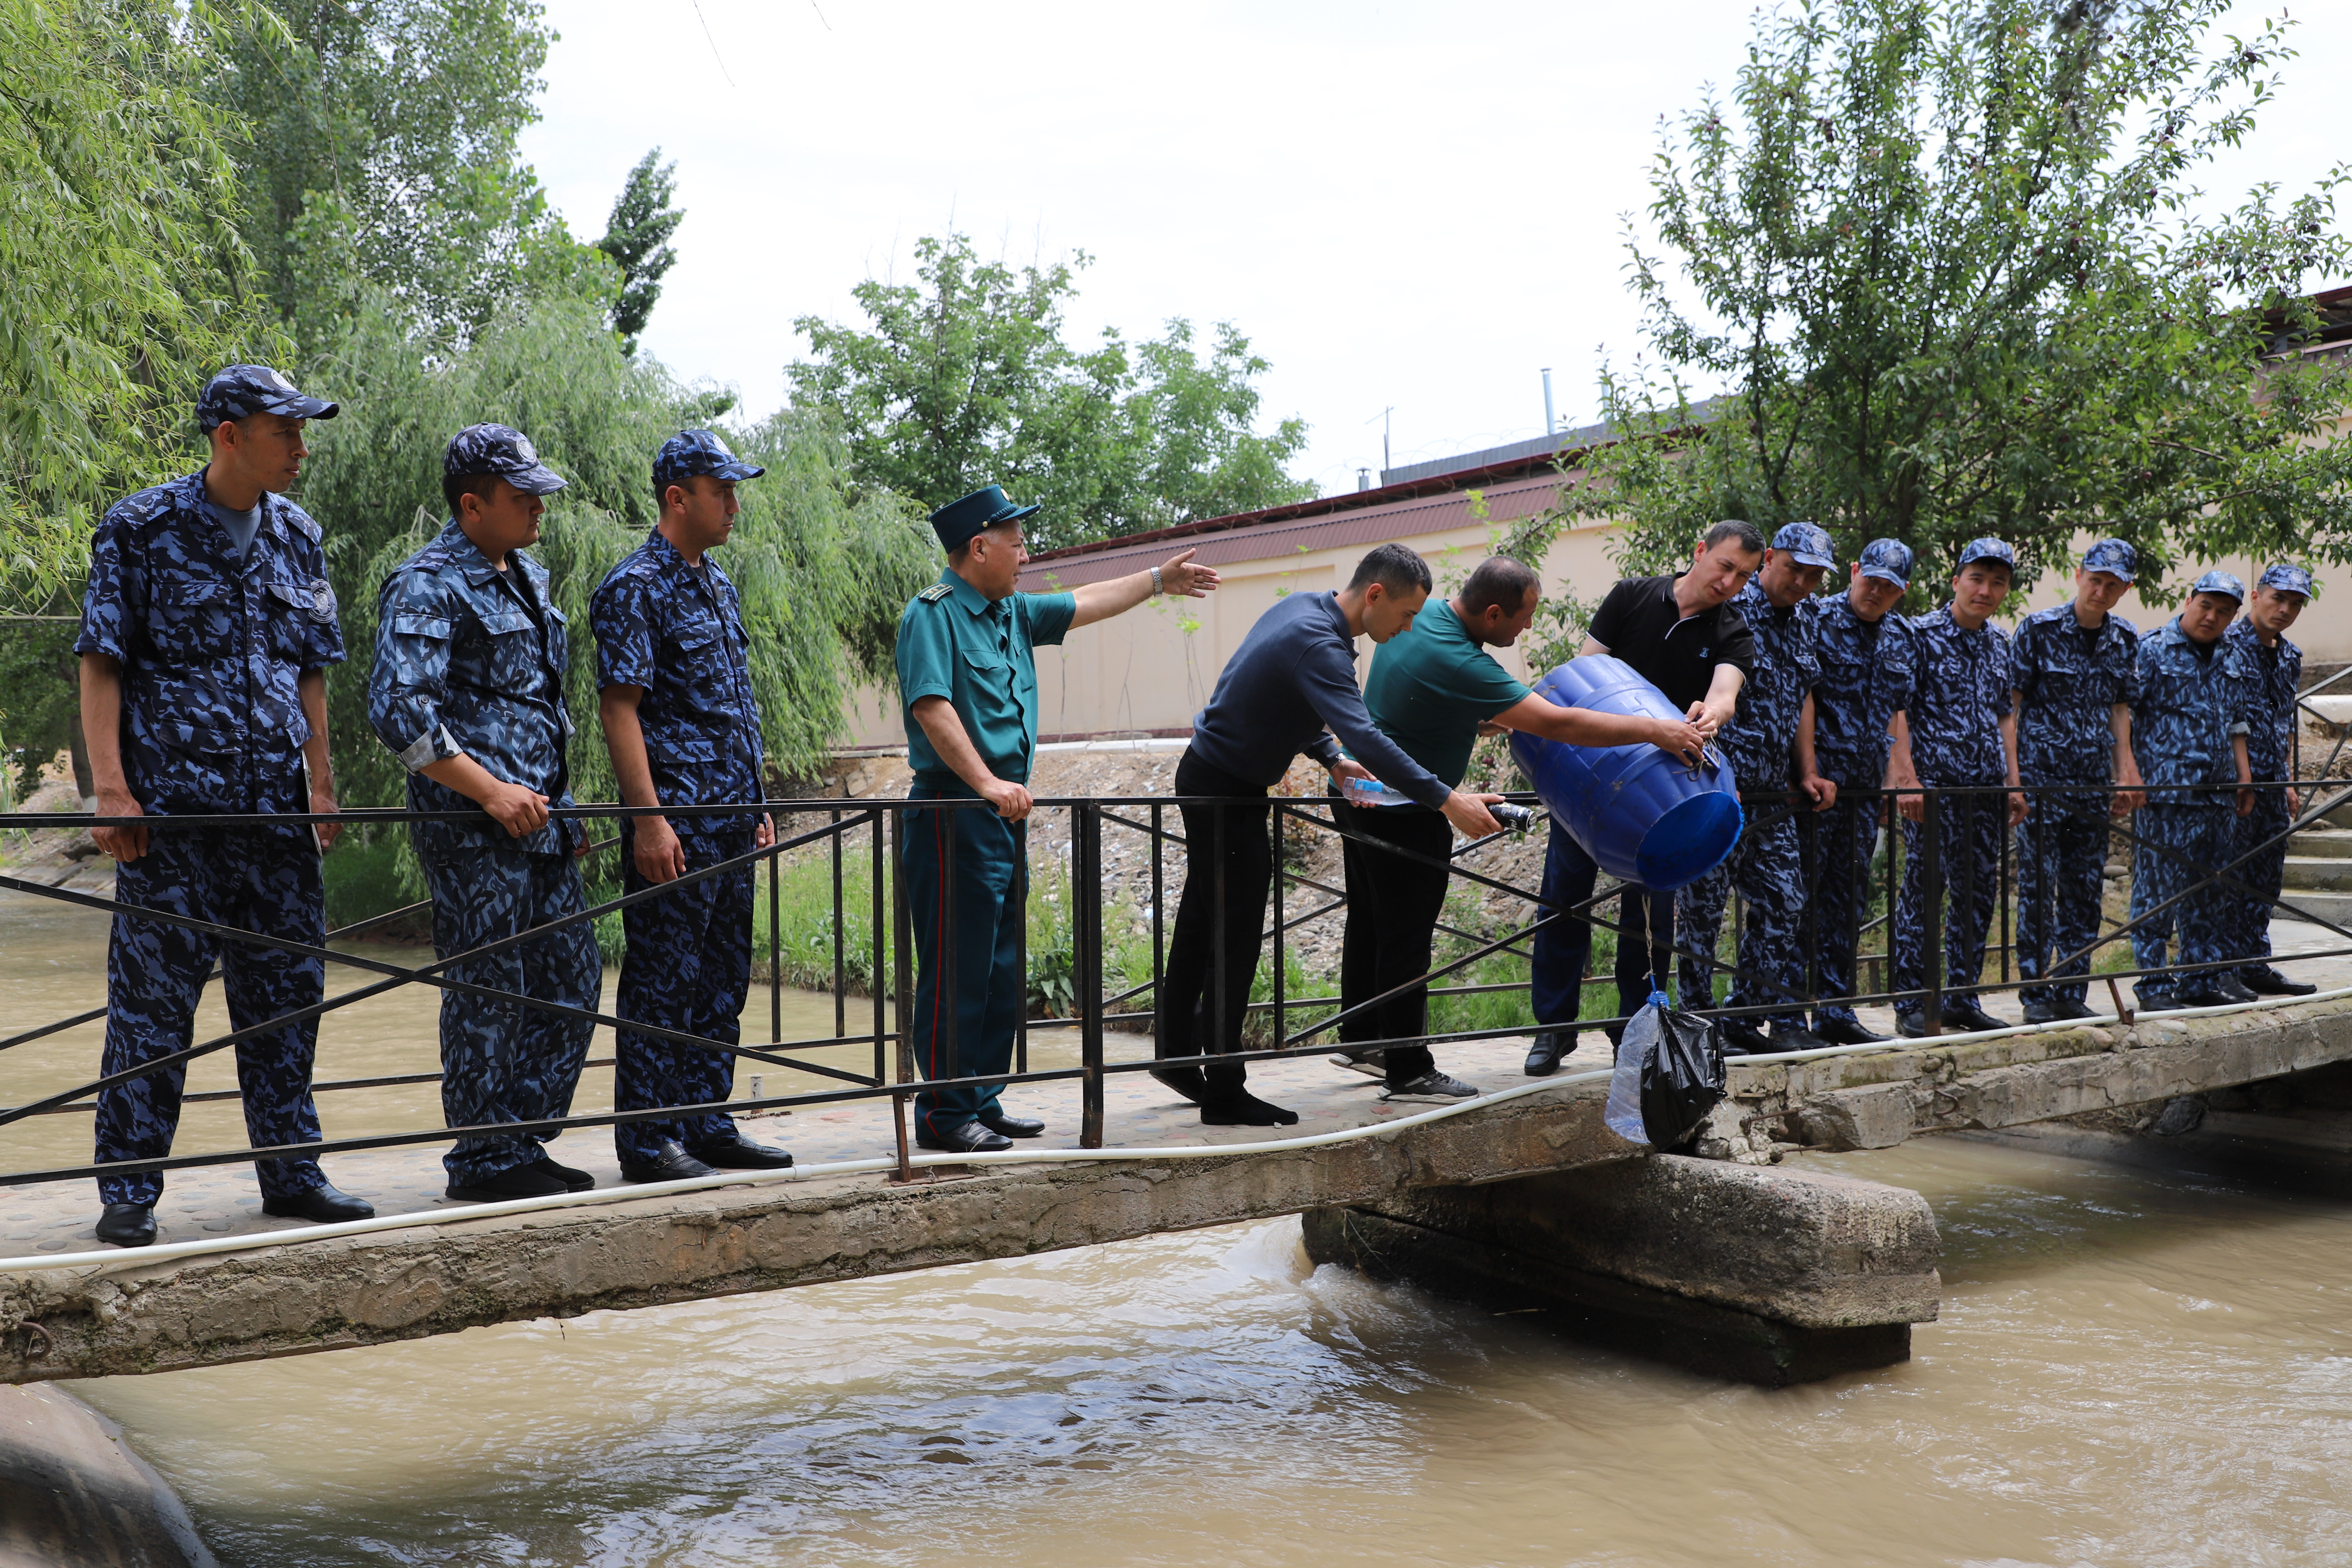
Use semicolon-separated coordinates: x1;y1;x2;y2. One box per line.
871;807;886;1087
831;805;845;1040
1922;788;1943;1037
890;804;915;1179
1014;814;1029;1076
769;806;783;1044
1075;801;1107;1149
1270;803;1286;1052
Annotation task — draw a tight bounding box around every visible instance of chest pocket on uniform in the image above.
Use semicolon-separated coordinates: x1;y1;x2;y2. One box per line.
473;608;542;689
156;582;237;663
263;581;322;662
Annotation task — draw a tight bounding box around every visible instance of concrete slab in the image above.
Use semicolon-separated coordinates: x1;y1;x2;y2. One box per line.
1734;996;2352;1153
0;1036;1629;1386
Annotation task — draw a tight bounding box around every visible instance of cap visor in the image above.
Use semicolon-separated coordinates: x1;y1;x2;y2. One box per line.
262;394;338;421
1793;550;1835;568
1860;566;1908;586
713;459;766;481
991;502;1042;524
508;464;569;496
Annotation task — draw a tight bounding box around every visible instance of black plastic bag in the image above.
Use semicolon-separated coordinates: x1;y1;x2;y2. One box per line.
1602;991;1727;1150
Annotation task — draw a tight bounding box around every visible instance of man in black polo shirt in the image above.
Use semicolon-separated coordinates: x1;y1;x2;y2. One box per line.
1525;520;1762;1075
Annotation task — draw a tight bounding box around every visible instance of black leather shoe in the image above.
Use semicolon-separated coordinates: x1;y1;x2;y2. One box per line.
1720;1018;1771;1055
2132;986;2185;1013
2213;974;2259;1004
534;1153;595;1191
688;1133;795;1169
260;1183;375;1222
2240;965;2318;997
619;1138;718;1184
446;1164;569;1202
2022;1000;2062;1024
916;1120;1014;1154
1523;1031;1572;1077
95;1202;155;1247
1150;1066;1209;1105
1768;1026;1833;1053
1894;1009;1931;1038
977;1112;1044;1139
1940;1000;2006;1034
2171;983;2233;1008
2051;997;2099;1020
1813;1016;1890;1045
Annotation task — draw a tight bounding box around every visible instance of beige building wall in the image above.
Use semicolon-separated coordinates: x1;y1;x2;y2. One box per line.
841;492;2344;752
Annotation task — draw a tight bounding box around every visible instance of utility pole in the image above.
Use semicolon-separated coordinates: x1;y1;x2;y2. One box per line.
1542;368;1555;437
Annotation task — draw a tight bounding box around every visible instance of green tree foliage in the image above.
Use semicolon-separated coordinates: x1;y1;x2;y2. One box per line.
214;0;612;343
789;231;1315;550
1;0;279;611
300;295;937;820
1560;0;2352;597
597;148;684;354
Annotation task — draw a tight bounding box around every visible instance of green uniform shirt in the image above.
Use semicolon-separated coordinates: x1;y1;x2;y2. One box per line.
896;568;1077;788
1362;599;1532;789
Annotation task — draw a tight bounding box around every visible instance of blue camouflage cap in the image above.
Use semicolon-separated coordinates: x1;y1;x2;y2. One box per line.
654;428;766;493
2189;569;2245;603
2258;562;2314;597
1956;537;2016;574
1772;521;1836;569
1857;538;1913;586
196;364;337;432
2080;537;2138;583
444;423;567;496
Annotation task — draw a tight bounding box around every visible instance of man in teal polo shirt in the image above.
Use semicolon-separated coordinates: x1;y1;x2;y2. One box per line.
1334;556;1704;1093
896;485;1220;1152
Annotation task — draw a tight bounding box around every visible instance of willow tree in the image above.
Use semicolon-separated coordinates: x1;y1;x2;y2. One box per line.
1554;0;2352;597
0;0;278;612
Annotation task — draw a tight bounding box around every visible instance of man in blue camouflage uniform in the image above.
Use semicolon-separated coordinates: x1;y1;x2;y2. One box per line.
75;366;377;1248
1675;522;1838;1052
2127;570;2258;1009
1887;538;2027;1036
1805;539;1919;1044
369;425;603;1202
592;430;794;1184
2224;564;2317;997
2008;539;2147;1023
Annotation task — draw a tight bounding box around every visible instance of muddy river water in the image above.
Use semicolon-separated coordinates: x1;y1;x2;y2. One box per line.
8;893;2352;1565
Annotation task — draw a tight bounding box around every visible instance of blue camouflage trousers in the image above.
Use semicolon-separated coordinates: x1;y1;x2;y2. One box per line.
613;826;752;1162
96;828;327;1206
418;841;601;1187
1675;802;1810;1031
1808;791;1881;1028
2130;802;2238;997
1893;784;2004;1013
2228;781;2291;976
2014;790;2109;1008
901;789;1024;1140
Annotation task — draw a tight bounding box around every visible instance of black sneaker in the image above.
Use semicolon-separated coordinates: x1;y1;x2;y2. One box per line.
1382;1070;1479;1101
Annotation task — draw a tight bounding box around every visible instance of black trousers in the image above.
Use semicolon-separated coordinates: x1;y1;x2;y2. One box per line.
1334;796;1446;1086
1159;750;1272;1095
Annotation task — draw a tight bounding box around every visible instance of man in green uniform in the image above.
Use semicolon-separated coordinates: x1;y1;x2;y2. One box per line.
1332;556;1705;1096
896;485;1219;1153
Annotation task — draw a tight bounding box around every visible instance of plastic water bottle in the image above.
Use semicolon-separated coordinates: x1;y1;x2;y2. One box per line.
1343;776;1415;807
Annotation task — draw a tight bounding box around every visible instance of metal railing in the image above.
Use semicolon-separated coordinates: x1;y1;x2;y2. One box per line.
3;767;2349;1196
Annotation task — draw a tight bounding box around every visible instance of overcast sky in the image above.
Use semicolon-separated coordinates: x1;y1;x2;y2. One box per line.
517;1;2352;501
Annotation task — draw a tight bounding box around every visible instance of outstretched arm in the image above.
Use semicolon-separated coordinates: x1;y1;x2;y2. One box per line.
1491;691;1705;764
1069;547;1220;629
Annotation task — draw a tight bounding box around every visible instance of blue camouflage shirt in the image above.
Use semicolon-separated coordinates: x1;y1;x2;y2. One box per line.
1810;592;1917;787
368;518;581;855
591;530;765;839
1716;579;1821;789
2223;617;2301;781
2130;620;2253;804
74;469;343;826
2009;603;2138;785
1904;606;2013;784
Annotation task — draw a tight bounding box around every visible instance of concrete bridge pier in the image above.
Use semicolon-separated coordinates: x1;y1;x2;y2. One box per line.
1302;1153;1941;1387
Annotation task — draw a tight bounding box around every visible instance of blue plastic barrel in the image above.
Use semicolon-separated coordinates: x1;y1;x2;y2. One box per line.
1507;655;1743;890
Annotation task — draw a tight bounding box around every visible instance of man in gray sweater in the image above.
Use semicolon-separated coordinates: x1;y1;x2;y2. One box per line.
1156;544;1502;1125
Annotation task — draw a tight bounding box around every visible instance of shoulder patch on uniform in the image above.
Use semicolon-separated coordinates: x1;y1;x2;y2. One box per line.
918;583;952;602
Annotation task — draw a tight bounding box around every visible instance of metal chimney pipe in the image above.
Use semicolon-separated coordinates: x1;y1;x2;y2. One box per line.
1541;368;1556;436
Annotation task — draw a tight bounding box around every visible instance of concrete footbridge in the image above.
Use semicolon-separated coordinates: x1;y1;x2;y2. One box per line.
7;989;2351;1390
